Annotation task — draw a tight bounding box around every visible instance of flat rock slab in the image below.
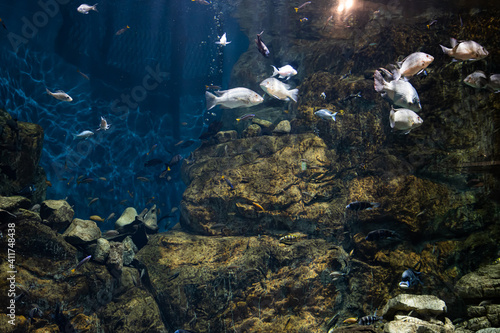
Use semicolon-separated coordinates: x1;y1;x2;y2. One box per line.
382;294;447;319
456;264;500;299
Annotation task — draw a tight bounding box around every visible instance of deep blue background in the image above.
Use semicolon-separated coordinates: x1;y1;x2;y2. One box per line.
0;0;248;230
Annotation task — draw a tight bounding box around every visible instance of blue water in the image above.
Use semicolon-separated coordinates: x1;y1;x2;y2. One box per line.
0;1;246;228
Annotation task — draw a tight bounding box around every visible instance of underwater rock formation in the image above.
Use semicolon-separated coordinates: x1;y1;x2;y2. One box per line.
0;109;47;203
40;200;74;232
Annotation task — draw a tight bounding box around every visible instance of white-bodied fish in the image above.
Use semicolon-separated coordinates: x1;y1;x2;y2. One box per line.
389;107;423;134
314;109;337;121
463;71;487;89
440;38;488;61
394;52;434;80
215;33;231;46
97;116;111;131
46;88;73;102
272;65;297;80
205;88;263;110
374;70;421;112
77;3;98;14
487;74;500;93
260;77;299;102
73;130;94;139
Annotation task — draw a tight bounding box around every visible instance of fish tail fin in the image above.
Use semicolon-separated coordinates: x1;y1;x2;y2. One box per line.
392;67;402;81
373;70;386;93
440;44;451;55
288;88;299;103
295;8;298;12
71;268;75;273
331;112;337;121
205;91;218;110
93;3;98;12
45;88;51;95
371;202;381;208
450;37;457;48
272;65;279;76
236;118;241;122
389;107;396;128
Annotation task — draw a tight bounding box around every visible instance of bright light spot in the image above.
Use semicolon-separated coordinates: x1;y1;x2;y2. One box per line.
337;3;344;12
346;0;354;10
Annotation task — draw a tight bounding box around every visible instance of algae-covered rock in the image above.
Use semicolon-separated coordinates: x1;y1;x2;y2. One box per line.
93;238;111;263
216;130;237;143
382;294;447;319
0;195;31;211
456;264;500;299
40;200;74;232
63;218;101;245
385;316;455;333
243;123;262;137
122;236;138;266
273;119;291;134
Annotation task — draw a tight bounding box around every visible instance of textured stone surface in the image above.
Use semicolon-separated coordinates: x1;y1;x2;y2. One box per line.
382;294;447;319
63;218;101;245
216;130;238;143
143;204;158;233
115;207;138;233
122;236;138;266
94;238;111;263
273;120;291;134
40;200;74;232
243;123;262;137
0;109;47;203
0;195;31;211
385;316;454;333
456;264;500;299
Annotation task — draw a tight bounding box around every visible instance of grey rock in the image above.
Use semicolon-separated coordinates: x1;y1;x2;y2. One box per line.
463;316;492;331
456;264;500;299
40;200;74;231
273;120;291;134
381;294;447;319
468;305;488;317
123;236;138;265
385;316;454;333
252;117;273;128
486;304;500;327
216;130;238;143
477;328;500;333
63;219;101;245
30;203;41;213
144;205;158;233
243;124;262;138
107;242;124;275
0;195;31;211
93;238;111;263
115;207;137;233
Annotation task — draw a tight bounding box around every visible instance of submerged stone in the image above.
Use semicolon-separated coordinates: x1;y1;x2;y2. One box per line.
63;218;101;245
115;207;138;233
40;200;74;232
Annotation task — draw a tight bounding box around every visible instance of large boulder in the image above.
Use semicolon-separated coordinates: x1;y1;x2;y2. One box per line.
63;219;101;245
40;200;74;231
385;316;455;333
115;207;138;233
381;294;447;319
456;264;500;300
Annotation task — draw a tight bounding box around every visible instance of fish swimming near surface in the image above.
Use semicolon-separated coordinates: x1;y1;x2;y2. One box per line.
272;65;297;80
46;88;73;102
96;116;111;131
365;229;400;241
463;71;488;89
205;88;263;110
389;106;423;134
440;38;488;61
399;266;423;288
215;32;231;46
144;158;163;167
73;130;94;140
314;109;337;121
71;255;91;273
346;201;380;211
115;25;130;35
260;77;299;102
374;69;421;112
358;310;383;325
77;3;98;14
393;52;434;80
255;31;270;57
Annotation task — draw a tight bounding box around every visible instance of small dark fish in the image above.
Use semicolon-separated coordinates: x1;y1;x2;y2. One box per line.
137;176;151;182
255;31;270;58
0;18;7;30
115;25;130;35
168;154;183;166
222;175;234;189
147;144;158;155
295;1;311;12
119;199;128;205
144;158;163;167
205;84;221;90
340;70;351;80
168;272;180;281
103;230;120;237
175;139;195;148
77;69;90;80
159;165;171;179
365;229;399;241
345;201;380;211
28;305;43;321
236;114;255;122
77;177;94;185
427;20;437;29
358;312;383;325
71;255;91;273
88;198;99;206
343;91;362;101
174;330;198;333
399;268;423;289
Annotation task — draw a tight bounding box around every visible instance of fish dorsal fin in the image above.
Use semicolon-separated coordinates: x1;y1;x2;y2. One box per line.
214;90;227;96
55;90;65;93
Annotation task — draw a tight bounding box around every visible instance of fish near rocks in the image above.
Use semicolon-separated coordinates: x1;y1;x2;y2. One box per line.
487;74;500;92
394;52;434;79
374;69;421;112
272;65;297;80
314;109;337;121
346;201;380;211
255;31;270;57
260;77;299;102
464;71;488;89
205;88;263;110
440;38;488;61
399;268;423;288
389;107;423;134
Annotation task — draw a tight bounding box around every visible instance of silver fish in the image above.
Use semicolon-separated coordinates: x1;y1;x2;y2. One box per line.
77;3;98;14
96;116;111;131
394;52;434;79
374;70;421;112
314;109;337;121
389;107;423;134
487;74;500;93
260;77;299;102
46;88;72;102
73;130;94;139
463;71;488;89
205;88;263;110
440;38;488;61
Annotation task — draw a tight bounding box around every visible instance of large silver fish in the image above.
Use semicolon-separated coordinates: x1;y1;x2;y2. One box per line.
463;71;488;89
440;38;488;61
205;88;263;110
260;77;299;102
394;52;434;80
389;107;423;134
374;70;421;112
